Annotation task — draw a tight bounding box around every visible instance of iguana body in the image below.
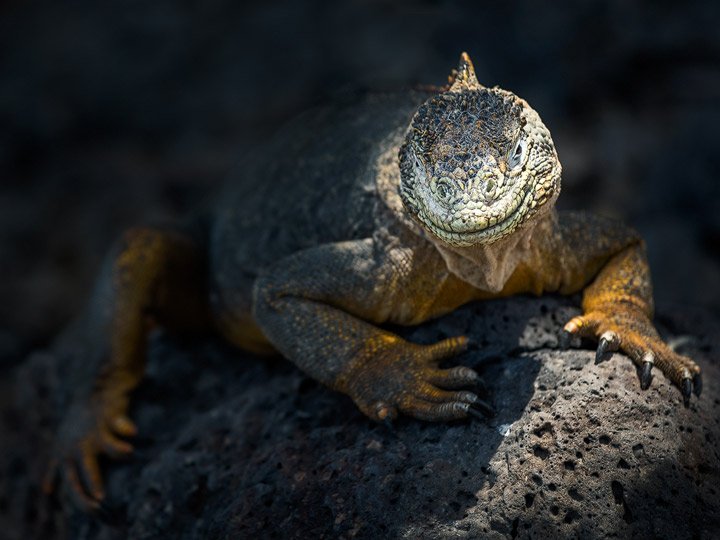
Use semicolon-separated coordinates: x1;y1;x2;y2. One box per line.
46;54;702;510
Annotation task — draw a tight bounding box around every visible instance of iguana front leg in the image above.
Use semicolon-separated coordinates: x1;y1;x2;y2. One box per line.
251;238;490;422
45;227;210;510
541;212;702;404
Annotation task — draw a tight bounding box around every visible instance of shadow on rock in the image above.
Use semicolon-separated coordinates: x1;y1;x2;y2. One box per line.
4;296;562;539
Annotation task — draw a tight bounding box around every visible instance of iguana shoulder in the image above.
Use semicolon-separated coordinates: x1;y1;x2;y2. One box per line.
209;90;433;275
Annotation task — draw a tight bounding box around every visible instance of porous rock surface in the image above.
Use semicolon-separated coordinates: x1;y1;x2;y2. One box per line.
1;296;719;539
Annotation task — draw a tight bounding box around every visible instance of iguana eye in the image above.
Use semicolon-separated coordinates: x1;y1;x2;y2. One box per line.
508;139;526;169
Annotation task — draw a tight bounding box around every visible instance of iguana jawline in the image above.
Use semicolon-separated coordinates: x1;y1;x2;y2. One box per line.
415;178;537;247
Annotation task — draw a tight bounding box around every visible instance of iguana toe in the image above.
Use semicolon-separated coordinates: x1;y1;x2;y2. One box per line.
399;398;471;422
99;429;134;458
63;457;102;512
428;365;481;389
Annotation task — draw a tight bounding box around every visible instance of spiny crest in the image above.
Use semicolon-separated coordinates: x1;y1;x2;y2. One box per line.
448;52;483;92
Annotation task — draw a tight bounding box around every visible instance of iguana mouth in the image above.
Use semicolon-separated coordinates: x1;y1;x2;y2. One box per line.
415;180;536;247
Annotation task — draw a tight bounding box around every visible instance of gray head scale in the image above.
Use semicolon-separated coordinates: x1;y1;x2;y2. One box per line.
398;52;562;247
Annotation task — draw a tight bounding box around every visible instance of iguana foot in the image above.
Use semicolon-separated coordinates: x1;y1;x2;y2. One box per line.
43;391;136;511
339;335;492;422
560;303;702;405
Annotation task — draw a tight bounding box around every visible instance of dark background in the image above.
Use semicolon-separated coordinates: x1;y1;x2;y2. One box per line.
1;0;719;361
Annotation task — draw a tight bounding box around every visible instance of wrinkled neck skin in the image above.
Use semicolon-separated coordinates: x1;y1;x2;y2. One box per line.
375;130;556;293
429;214;548;292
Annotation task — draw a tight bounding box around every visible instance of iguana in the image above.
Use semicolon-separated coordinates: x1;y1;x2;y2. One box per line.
44;53;702;510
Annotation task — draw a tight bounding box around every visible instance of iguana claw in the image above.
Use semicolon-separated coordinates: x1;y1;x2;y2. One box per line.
469;398;495;418
682;378;693;406
640;358;653;390
558;330;573;350
693;373;703;397
595;331;619;363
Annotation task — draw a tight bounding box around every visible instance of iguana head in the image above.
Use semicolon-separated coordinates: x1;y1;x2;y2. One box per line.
398;53;561;247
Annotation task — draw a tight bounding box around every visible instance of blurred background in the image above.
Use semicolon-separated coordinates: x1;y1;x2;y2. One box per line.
1;0;719;363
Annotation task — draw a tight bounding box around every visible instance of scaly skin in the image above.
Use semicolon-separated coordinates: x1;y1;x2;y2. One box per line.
45;53;702;510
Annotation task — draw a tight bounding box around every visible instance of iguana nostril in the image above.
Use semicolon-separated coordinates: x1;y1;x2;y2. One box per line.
437;179;451;200
486;178;496;193
433;177;456;203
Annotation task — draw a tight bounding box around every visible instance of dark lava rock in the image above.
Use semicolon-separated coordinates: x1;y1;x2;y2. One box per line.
1;296;719;539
